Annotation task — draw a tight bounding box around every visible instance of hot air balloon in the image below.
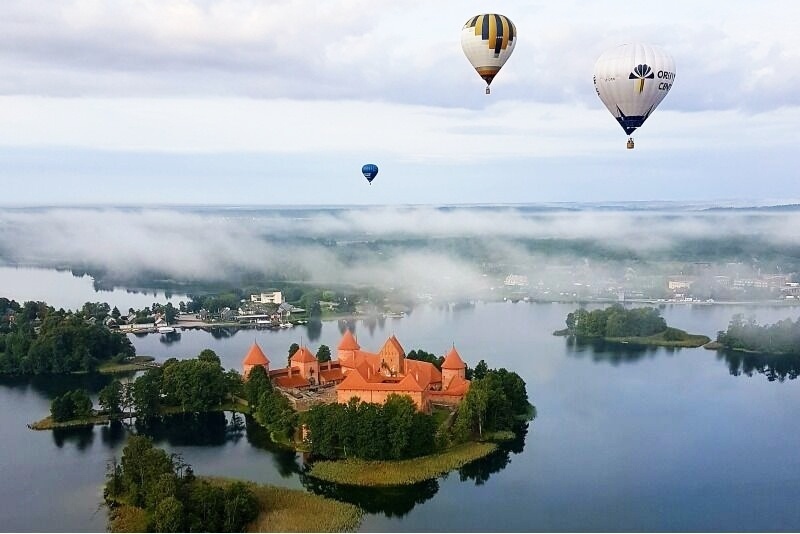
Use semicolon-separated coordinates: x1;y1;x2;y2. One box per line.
593;43;675;149
461;14;517;94
362;164;378;185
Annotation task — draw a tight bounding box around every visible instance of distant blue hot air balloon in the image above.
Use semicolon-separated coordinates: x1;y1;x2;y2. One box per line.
362;164;379;185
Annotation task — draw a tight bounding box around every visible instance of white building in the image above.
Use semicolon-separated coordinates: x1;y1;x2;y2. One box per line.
250;291;284;304
504;274;529;287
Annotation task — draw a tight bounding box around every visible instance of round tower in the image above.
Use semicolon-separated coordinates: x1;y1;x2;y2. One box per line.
242;341;270;379
441;346;466;389
337;329;360;370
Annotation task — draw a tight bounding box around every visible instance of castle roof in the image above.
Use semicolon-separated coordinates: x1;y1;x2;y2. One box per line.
243;342;269;366
273;373;311;389
379;335;405;357
440;374;470;396
441;346;466;370
338;329;361;351
291;346;317;364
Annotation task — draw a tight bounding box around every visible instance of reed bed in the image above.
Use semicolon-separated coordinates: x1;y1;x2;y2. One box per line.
246;484;363;532
309;441;498;486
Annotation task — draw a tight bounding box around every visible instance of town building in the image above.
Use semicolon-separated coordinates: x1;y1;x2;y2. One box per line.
241;330;470;412
250;291;284;304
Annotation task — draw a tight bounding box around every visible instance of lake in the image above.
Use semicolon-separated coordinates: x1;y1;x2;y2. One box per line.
2;300;800;532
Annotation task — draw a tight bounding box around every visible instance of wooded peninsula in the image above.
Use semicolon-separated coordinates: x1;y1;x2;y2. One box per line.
554;304;710;347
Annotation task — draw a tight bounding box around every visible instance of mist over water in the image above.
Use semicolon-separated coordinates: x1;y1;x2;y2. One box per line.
1;204;798;301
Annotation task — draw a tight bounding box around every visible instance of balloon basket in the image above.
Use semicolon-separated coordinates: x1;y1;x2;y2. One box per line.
486;86;491;95
626;138;635;149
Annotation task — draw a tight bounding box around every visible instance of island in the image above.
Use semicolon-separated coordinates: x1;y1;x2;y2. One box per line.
553;304;710;347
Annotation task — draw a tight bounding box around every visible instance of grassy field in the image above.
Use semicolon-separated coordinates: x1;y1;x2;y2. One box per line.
108;479;363;533
308;441;498;486
29;414;112;430
605;329;710;347
96;356;156;374
245;483;363;532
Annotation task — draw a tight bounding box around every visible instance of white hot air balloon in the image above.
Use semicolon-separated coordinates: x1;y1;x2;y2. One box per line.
593;43;675;149
461;14;517;94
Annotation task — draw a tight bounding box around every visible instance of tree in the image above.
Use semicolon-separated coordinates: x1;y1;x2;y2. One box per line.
316;344;331;363
473;360;489;380
198;349;221;366
245;365;271;408
132;369;162;419
99;380;123;415
153;496;184;532
111;306;121;320
50;394;73;422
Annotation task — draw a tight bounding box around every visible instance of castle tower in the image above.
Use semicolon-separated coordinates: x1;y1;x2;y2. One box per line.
337;329;360;369
242;342;270;379
291;346;319;384
378;335;405;376
441;346;466;389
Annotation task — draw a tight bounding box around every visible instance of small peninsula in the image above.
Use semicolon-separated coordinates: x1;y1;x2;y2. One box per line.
554;304;710;347
709;314;800;355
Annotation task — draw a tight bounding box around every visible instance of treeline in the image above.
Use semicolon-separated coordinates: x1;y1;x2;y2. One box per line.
51;389;93;422
106;435;258;532
717;314;800;355
452;367;529;441
0;298;135;375
89;350;243;420
564;304;667;338
304;395;437;461
243;366;298;442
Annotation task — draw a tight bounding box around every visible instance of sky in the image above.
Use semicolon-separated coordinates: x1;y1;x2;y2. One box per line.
0;0;799;206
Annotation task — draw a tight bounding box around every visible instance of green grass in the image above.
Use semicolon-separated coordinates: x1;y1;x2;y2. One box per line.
246;483;363;532
108;479;363;533
96;355;156;374
604;329;710;347
308;441;498;486
30;414;112;430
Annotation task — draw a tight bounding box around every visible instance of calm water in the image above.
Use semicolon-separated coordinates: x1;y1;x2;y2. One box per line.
0;265;187;311
2;301;800;532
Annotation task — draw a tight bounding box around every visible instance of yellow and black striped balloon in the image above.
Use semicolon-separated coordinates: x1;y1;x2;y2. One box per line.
461;14;517;92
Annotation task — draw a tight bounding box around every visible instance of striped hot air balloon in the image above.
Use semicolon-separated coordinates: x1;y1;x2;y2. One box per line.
461;14;517;94
593;43;676;149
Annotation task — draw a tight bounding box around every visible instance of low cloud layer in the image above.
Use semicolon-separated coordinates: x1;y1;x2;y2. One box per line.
1;206;799;298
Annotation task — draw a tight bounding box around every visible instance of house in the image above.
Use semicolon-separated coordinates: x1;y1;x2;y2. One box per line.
251;291;284;304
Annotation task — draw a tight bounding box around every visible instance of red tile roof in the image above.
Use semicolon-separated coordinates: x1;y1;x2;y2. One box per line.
291;346;317;364
242;342;269;366
273;374;311;389
441;346;466;370
320;368;345;383
338;329;361;351
440;375;470;396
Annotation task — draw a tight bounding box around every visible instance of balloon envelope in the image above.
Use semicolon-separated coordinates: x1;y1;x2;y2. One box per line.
362;164;378;184
593;43;675;135
461;14;516;90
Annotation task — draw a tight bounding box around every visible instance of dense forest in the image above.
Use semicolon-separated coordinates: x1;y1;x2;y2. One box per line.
562;304;668;338
303;394;438;461
452;367;530;441
0;298;135;375
717;314;800;355
106;435;258;532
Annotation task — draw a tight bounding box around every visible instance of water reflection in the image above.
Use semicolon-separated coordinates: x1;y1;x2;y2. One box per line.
159;331;182;345
301;425;528;517
458;424;528;486
0;373;116;397
52;424;95;450
718;350;800;382
565;336;667;364
301;475;440;518
307;319;322;342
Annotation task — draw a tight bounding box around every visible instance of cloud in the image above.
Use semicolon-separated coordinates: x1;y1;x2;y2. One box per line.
1;206;799;299
1;1;799;112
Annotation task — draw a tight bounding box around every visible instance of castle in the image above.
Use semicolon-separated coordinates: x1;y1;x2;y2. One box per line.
242;329;470;412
